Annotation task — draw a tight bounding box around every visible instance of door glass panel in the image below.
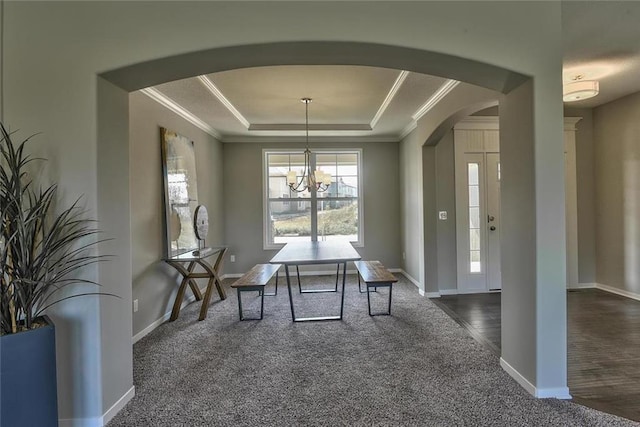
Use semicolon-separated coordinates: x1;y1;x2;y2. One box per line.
470;250;481;273
468;163;479;185
468;162;481;273
470;228;481;250
469;185;479;207
469;207;480;229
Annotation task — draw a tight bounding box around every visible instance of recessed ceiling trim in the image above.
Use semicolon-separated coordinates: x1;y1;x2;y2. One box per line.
222;135;399;144
370;70;410;129
398;121;418;140
249;123;372;131
198;75;250;129
411;79;460;121
140;88;222;140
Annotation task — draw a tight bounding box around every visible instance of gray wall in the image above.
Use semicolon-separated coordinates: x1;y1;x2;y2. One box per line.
593;92;640;294
434;130;457;292
422;145;438;293
223;141;402;274
129;92;224;338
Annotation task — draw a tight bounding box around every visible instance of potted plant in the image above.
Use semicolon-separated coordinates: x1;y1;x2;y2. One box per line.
0;123;110;427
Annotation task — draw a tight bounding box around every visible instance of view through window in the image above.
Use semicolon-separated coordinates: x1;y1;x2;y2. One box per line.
264;150;362;248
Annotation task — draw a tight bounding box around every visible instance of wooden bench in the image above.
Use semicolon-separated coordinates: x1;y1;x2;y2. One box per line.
231;264;281;320
354;261;398;316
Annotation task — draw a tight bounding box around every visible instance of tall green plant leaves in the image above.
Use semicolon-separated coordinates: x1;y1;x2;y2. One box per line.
0;123;113;334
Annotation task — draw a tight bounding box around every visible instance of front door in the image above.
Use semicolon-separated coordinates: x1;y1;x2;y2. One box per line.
486;153;501;290
455;151;501;292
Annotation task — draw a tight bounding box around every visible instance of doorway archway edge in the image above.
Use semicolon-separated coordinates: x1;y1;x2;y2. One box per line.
101;41;528;94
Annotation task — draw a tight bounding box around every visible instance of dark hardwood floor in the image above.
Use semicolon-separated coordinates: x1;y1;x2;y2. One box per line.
432;289;640;423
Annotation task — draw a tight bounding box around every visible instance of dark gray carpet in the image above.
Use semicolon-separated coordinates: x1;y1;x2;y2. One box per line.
108;275;638;426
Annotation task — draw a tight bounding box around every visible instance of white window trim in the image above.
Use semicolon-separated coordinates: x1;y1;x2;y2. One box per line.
263;148;363;250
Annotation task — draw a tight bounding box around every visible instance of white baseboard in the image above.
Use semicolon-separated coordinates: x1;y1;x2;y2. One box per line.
59;386;135;427
102;386;135;425
595;282;640;302
425;291;440;298
568;282;596;289
132;286;205;344
439;289;458;295
59;417;102;427
500;358;571;400
399;269;421;289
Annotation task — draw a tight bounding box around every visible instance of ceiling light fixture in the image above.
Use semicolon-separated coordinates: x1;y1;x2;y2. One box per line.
287;98;331;193
563;75;599;102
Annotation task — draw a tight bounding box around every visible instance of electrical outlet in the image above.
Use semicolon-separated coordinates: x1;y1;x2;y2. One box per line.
230;255;236;263
133;299;138;313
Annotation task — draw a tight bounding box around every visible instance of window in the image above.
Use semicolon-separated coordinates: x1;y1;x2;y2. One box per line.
264;149;362;248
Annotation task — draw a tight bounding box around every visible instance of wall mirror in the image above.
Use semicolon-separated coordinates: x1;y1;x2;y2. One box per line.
160;128;199;258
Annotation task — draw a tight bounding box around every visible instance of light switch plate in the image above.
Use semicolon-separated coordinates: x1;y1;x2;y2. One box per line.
439;211;448;220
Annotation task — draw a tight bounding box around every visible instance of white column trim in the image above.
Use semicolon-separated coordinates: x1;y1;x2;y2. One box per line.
500;358;572;400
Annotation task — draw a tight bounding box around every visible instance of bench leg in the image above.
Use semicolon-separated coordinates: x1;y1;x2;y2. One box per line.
358;273;377;294
237;286;265;321
366;282;392;316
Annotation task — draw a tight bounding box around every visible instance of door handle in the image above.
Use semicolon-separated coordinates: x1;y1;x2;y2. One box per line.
490;226;496;231
488;215;495;222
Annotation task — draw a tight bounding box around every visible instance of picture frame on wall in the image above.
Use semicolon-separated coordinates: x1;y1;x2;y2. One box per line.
160;127;200;258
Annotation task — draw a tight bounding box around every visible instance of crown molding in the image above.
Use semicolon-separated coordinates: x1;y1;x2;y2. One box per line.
412;79;460;121
564;117;582;130
197;75;250;129
370;70;410;129
398;79;460;141
398;121;418;140
140;88;222;140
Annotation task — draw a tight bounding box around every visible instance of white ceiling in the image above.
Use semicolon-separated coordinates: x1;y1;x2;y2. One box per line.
142;3;640;142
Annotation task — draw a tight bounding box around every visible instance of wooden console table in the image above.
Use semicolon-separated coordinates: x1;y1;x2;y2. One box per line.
164;246;227;321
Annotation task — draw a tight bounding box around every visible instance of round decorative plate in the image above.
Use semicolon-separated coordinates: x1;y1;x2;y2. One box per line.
193;205;209;241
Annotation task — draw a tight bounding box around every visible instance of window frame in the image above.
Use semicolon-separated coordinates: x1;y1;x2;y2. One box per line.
263;148;363;250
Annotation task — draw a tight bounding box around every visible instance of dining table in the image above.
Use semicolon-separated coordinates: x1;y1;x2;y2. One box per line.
269;240;361;322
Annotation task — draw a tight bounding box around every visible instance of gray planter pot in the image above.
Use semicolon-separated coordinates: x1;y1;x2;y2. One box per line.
0;315;59;427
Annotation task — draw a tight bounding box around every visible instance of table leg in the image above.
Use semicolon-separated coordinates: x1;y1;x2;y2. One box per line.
339;261;347;319
198;256;226;321
170;274;191;321
298;263;339;294
212;248;228;300
198;276;216;321
186;262;202;301
285;264;296;321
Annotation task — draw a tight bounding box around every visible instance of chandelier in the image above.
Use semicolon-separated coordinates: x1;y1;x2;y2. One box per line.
286;98;331;193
